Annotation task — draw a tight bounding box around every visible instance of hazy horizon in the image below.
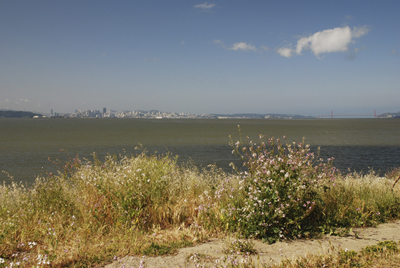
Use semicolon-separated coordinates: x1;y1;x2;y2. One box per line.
1;1;399;116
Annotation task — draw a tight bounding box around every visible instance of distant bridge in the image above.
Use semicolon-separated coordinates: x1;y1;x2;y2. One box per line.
317;110;377;118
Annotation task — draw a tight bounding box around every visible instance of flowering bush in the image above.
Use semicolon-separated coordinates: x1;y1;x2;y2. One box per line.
212;132;337;242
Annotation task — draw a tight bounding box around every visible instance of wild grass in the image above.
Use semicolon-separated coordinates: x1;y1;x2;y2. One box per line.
320;172;400;234
0;152;218;267
1;132;400;267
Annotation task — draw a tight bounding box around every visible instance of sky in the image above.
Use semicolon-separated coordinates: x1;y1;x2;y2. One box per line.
0;0;399;116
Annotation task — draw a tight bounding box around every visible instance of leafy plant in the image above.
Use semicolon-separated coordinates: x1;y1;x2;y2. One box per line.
215;131;337;241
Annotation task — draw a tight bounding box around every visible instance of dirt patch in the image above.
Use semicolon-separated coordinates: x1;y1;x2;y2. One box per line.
105;220;400;267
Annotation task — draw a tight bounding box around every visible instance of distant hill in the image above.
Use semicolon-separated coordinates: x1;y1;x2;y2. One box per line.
0;110;42;118
377;111;400;118
211;113;315;119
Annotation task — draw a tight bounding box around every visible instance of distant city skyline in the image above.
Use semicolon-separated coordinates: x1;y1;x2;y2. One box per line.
2;105;395;118
2;106;399;119
20;106;395;119
1;1;399;116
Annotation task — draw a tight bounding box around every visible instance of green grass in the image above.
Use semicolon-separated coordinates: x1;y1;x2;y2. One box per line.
1;134;400;267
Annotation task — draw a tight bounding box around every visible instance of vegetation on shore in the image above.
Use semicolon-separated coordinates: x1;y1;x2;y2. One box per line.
0;110;42;118
1;131;400;267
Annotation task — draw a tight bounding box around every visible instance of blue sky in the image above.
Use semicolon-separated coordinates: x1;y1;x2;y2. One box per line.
0;0;399;116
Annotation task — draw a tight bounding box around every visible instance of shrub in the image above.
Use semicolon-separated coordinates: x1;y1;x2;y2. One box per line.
199;131;337;242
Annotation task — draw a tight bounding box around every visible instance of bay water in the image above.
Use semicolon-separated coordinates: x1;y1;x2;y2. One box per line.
1;118;400;185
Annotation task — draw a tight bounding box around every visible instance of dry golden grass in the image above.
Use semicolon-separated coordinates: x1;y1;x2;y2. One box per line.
1;151;400;267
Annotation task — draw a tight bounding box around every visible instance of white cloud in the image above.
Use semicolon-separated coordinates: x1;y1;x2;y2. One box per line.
194;2;216;10
296;26;353;56
229;42;257;52
277;25;369;58
20;99;31;103
215;40;265;53
352;26;369;38
5;98;10;103
277;47;293;58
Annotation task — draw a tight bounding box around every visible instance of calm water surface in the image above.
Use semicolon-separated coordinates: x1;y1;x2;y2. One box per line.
1;118;400;185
